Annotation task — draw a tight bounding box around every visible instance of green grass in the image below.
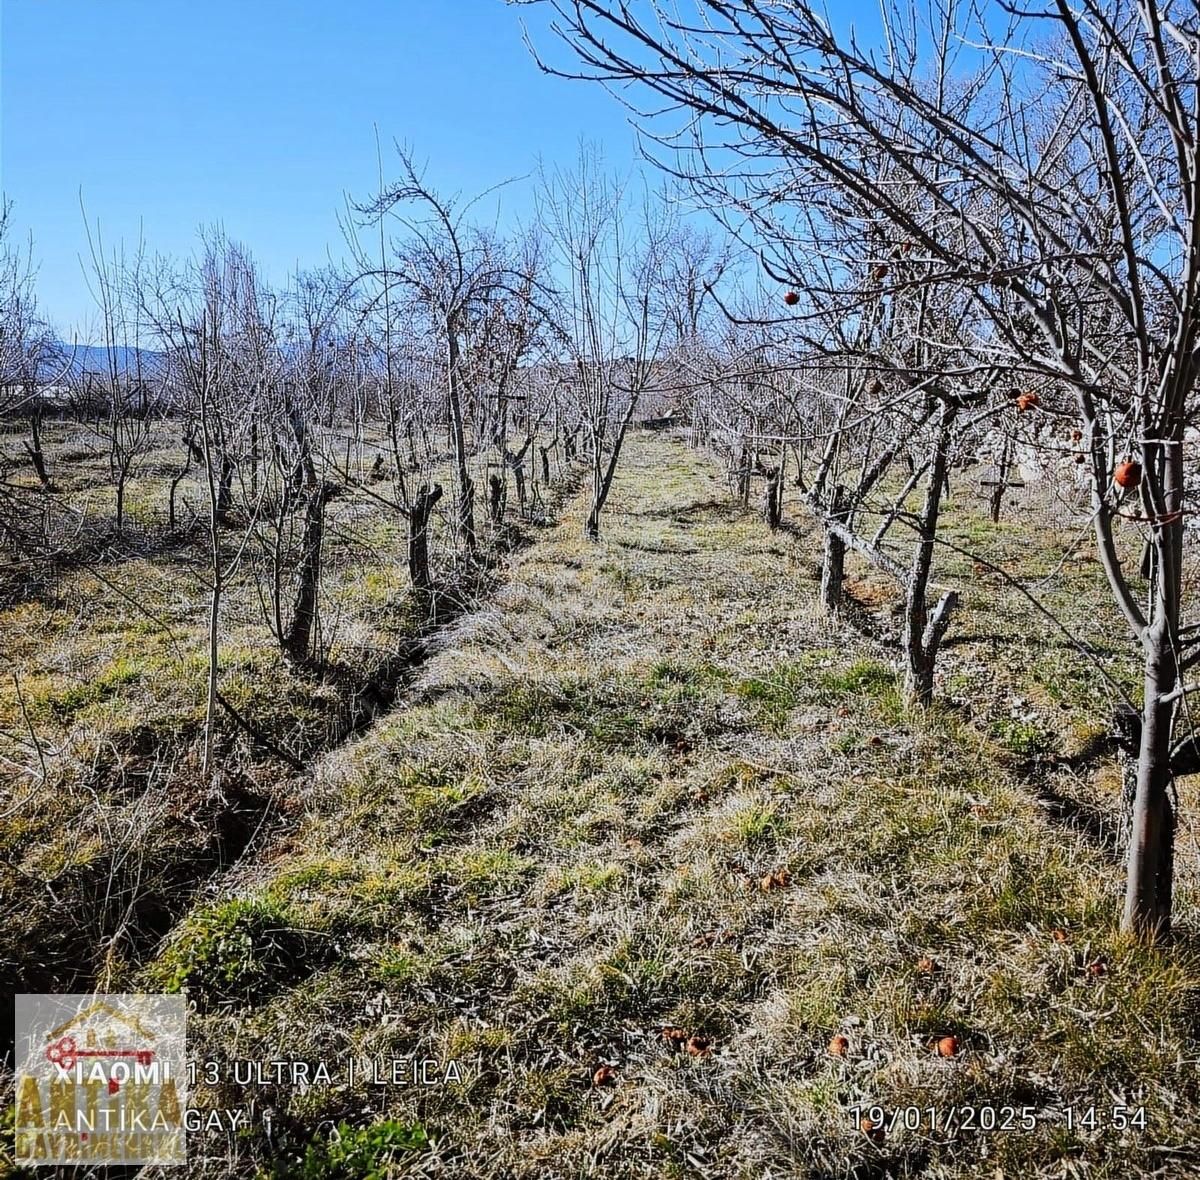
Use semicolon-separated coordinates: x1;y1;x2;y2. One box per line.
736;653;899;731
144;896;321;1011
262;1120;430;1180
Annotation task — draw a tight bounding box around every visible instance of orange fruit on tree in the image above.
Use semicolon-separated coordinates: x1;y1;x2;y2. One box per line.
1115;460;1142;490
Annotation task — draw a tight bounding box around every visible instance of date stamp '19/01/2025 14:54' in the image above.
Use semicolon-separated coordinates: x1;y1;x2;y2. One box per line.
851;1104;1148;1138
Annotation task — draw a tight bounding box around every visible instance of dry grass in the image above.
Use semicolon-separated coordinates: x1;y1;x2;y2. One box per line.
3;429;1199;1178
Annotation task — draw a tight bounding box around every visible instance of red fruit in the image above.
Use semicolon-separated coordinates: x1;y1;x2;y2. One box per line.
592;1064;618;1087
935;1035;959;1057
685;1034;713;1057
1016;392;1040;412
784;290;800;306
1115;460;1142;490
828;1034;850;1058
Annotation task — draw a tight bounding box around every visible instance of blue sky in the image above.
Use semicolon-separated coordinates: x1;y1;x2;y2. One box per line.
0;0;641;336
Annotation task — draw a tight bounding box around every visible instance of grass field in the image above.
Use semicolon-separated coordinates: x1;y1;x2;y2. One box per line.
3;426;1199;1179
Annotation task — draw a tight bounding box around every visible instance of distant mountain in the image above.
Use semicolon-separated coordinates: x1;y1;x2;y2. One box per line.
39;343;169;384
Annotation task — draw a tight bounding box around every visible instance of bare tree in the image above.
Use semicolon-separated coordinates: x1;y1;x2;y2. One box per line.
78;225;160;537
142;235;266;771
352;147;536;556
538;146;667;539
0;207;68;495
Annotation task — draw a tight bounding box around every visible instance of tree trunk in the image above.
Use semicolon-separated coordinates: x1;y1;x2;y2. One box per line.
902;405;956;706
1122;423;1184;938
250;421;260;503
184;426;205;464
764;467;782;530
1123;626;1177;937
990;434;1012;524
25;406;51;489
408;482;443;593
820;485;847;612
282;485;329;665
216;454;235;522
514;464;527;514
204;575;220;775
540;445;551;484
446;324;476;553
115;472;127;538
489;473;504;524
584;394;640;541
737;439;751;505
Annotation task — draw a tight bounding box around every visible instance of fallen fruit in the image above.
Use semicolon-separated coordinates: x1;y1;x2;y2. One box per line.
1115;460;1142;490
828;1034;850;1058
686;1034;713;1057
761;866;792;892
1016;392;1040;412
916;956;938;974
935;1035;959;1057
592;1064;618;1087
1051;927;1069;943
1087;958;1107;977
860;1116;885;1143
661;1026;688;1046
